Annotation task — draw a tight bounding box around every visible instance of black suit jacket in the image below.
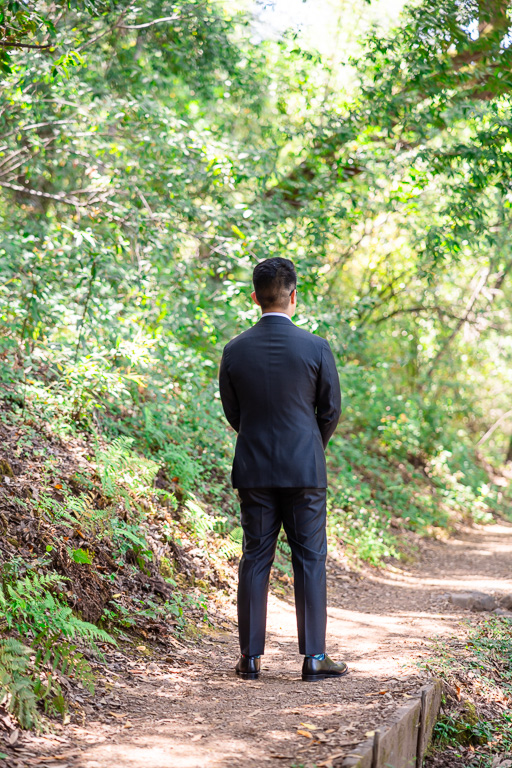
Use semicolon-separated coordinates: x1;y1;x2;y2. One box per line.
219;315;341;488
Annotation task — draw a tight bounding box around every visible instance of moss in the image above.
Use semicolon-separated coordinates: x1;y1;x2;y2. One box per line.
435;701;487;747
159;556;174;579
0;458;14;477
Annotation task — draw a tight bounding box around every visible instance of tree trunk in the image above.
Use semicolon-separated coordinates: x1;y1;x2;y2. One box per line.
505;434;512;464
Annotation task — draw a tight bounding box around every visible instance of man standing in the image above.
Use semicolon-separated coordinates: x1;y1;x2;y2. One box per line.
219;257;348;682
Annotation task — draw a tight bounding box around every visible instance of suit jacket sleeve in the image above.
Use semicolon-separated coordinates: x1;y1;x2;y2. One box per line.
219;346;240;432
316;340;341;449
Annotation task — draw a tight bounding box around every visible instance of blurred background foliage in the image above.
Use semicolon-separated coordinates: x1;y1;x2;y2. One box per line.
1;0;512;564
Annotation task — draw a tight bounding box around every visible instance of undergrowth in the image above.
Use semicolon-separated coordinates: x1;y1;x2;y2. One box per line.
0;559;114;729
422;618;512;768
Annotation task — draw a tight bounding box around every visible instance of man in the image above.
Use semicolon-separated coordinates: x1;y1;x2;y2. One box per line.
219;257;348;682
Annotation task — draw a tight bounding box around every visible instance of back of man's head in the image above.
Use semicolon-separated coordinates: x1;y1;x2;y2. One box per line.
253;257;297;311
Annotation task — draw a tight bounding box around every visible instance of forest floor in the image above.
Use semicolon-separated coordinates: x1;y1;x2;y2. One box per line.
4;520;512;768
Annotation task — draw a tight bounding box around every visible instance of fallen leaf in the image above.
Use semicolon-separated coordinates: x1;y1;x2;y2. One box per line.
325;729;335;734
191;734;203;742
365;730;375;738
300;722;318;730
317;752;346;767
8;729;19;745
108;712;127;719
123;721;133;728
297;730;313;739
379;690;388;695
37;753;82;762
136;646;147;651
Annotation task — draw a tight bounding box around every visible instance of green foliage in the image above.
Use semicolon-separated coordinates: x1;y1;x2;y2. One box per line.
70;548;94;565
182;496;216;540
0;565;114;643
0;0;509;583
103;591;209;637
0;638;38;729
0;561;115;727
425;618;512;764
95;437;159;501
111;519;153;569
218;525;244;561
434;704;491;748
38;488;112;538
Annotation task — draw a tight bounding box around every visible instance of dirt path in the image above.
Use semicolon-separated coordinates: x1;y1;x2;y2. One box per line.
6;522;512;768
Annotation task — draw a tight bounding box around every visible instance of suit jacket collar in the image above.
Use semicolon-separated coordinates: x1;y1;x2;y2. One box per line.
258;315;294;325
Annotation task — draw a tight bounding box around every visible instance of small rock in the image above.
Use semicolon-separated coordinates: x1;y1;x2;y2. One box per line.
449;591;497;612
499;594;512;611
449;593;475;610
472;593;497;612
493;608;512;618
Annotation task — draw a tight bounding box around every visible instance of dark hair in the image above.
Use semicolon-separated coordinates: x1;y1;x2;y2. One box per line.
252;257;297;310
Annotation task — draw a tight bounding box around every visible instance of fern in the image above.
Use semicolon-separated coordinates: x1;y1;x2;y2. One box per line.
0;570;114;645
0;566;116;728
34;635;95;696
95;436;159;501
38;490;114;539
183;496;215;540
0;638;39;729
218;525;244;560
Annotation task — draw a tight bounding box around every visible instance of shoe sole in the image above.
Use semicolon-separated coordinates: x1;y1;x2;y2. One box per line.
236;671;260;680
302;670;349;682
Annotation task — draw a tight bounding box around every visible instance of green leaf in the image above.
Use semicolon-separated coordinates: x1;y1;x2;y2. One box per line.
70;548;93;565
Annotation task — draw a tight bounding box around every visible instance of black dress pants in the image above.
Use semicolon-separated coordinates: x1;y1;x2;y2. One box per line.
237;487;327;657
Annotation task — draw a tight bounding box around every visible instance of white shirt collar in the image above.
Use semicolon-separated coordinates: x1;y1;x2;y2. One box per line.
261;312;292;321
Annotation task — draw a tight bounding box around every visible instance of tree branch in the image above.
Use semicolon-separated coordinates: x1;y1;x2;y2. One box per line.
0;41;53;49
477;409;512;446
424;267;491;379
0;180;83;206
118;16;179;30
77;0;138;52
373;304;503;330
0;119;72;142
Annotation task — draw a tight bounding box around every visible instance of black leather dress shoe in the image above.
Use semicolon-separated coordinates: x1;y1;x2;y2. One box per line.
302;655;349;682
235;655;261;680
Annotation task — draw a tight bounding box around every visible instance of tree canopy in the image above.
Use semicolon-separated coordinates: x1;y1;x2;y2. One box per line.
1;0;512;537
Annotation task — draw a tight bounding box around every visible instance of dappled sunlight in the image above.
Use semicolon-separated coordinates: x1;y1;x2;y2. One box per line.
33;520;510;768
3;0;512;767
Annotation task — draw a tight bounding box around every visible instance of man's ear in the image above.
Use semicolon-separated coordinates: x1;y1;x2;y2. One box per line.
251;291;261;306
